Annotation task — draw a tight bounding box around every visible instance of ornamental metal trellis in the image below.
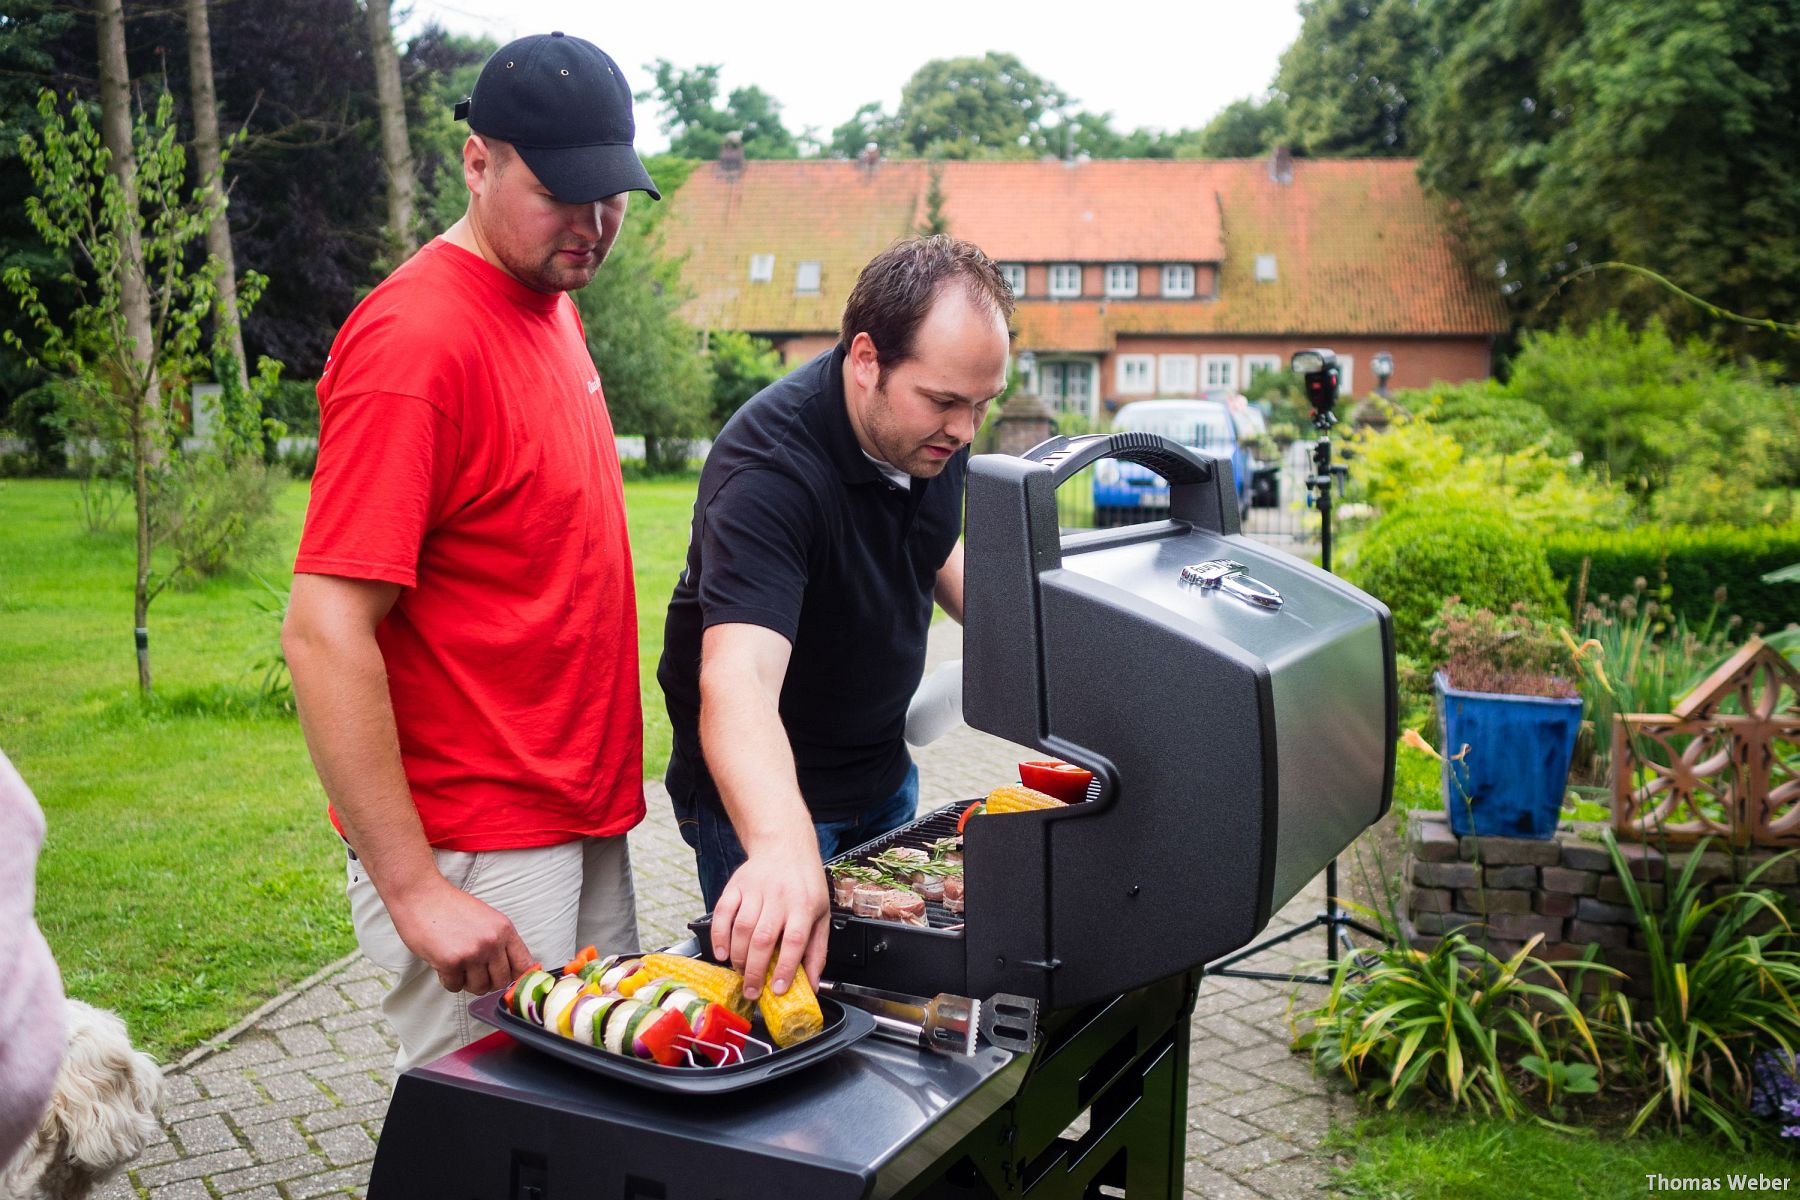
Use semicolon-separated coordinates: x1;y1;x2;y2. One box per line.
1613;638;1800;847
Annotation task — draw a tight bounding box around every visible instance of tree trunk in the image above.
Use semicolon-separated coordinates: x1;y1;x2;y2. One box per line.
364;0;416;261
184;0;247;392
96;0;159;693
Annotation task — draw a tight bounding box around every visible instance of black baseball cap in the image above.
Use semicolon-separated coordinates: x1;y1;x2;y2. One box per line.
454;32;661;204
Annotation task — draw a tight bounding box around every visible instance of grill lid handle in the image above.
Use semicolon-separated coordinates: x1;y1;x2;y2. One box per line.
1023;430;1217;489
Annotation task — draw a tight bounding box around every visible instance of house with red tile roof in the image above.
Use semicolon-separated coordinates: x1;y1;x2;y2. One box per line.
656;148;1507;421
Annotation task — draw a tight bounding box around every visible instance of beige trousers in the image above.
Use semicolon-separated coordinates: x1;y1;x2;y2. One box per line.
345;835;639;1074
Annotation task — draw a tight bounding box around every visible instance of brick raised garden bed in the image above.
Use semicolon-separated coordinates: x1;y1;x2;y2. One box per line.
1400;809;1800;997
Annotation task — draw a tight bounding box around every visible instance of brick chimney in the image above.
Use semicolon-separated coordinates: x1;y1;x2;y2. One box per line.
1269;145;1293;185
719;130;744;175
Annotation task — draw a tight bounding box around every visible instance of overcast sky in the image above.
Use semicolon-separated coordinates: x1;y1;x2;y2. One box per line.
397;0;1301;154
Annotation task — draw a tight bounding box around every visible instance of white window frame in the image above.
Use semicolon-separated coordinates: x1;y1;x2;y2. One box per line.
1254;254;1278;283
1201;354;1238;392
794;260;821;294
999;263;1027;298
1242;354;1281;386
748;253;775;283
1336;355;1355;398
1104;264;1138;298
1040;360;1096;416
1158;354;1197;396
1161;264;1195;298
1049;263;1082;298
1116;354;1154;396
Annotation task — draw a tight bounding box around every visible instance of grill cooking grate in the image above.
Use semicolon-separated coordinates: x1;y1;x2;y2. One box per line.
827;805;966;932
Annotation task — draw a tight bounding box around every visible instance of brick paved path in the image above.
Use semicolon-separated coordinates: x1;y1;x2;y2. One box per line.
101;621;1350;1200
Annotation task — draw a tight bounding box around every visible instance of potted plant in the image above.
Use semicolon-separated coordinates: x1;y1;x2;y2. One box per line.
1431;597;1583;839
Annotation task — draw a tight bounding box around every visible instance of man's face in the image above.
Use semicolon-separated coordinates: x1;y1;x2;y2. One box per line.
852;288;1010;479
466;137;627;293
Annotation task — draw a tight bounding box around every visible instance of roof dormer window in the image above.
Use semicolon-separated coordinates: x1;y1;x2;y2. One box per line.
749;253;775;283
1049;263;1081;298
1104;264;1138;298
795;260;821;294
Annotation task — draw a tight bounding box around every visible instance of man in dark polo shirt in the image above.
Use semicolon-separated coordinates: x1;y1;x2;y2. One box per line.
658;236;1014;1002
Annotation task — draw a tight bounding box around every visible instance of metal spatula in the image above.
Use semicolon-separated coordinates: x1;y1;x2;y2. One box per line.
820;981;1037;1057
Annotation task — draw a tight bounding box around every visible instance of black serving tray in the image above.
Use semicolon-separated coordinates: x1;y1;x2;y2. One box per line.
468;985;875;1096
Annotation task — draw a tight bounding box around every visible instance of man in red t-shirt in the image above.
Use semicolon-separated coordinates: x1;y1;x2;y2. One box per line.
284;32;661;1072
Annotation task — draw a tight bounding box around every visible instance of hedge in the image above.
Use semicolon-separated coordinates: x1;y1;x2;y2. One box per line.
1544;524;1800;632
1347;504;1566;661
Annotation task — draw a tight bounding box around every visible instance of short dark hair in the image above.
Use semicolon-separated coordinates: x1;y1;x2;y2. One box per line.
840;235;1015;381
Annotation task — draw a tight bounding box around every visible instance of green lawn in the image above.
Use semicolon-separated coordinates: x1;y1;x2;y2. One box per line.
1325;1111;1797;1197
0;475;697;1059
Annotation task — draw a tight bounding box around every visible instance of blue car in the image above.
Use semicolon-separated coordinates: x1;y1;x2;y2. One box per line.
1092;399;1251;526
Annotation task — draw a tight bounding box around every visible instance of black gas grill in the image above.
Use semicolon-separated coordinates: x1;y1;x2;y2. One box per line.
368;433;1395;1199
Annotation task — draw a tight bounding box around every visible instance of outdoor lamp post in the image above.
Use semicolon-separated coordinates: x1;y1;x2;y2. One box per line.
1016;348;1037;398
1371;350;1394;398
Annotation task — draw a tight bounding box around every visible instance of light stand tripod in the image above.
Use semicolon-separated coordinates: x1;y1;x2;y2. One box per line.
1209;355;1388;986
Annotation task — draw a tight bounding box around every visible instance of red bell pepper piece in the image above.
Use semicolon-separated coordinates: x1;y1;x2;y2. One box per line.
690;1003;753;1065
957;801;985;834
634;1008;692;1066
502;962;541;1014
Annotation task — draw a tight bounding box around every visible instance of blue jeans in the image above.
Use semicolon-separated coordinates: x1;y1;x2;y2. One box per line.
672;763;920;911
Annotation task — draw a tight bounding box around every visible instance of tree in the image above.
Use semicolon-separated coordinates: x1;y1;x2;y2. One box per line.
890;52;1069;159
184;0;247;392
0;0;80;423
7;80;281;691
643;60;796;160
1416;0;1800;372
1196;94;1289;157
575;157;711;473
1276;0;1428;155
1;0;486;381
96;0;162;690
364;0;417;259
828;101;895;158
706;330;784;431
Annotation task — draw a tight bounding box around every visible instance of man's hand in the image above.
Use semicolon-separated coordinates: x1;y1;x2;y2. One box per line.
698;622;829;1002
287;572;531;997
710;831;830;1002
386;877;536;995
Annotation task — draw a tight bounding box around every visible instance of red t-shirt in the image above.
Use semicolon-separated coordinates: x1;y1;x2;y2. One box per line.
296;238;644;851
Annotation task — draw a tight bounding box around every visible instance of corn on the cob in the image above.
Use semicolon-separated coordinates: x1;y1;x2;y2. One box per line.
758;968;825;1048
984;783;1066;814
638;953;751;1018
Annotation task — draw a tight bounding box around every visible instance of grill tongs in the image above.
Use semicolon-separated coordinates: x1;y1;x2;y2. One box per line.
820;980;1038;1057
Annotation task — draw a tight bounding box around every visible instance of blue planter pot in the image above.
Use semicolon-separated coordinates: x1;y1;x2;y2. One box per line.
1434;671;1583;840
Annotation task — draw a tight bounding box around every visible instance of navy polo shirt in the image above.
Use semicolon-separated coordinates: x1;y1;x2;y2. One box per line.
657;345;967;821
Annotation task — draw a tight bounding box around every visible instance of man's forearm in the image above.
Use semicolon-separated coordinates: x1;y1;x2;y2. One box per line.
288;630;440;900
699;669;814;854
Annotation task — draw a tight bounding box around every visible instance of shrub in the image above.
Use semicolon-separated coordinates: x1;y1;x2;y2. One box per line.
1346;416;1630;534
1505;317;1800;502
260;378;320;436
1293;922;1602;1119
1407;379;1575;459
1566;581;1737;784
1593;832;1800;1148
1347;505;1567;660
1545;524;1800;635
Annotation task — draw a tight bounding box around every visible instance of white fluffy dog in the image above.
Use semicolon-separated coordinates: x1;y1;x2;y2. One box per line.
0;1000;163;1200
